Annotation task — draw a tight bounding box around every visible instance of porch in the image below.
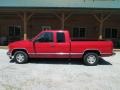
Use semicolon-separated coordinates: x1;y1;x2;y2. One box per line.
0;8;120;48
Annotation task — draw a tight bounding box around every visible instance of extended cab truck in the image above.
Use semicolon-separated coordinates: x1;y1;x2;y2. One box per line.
7;30;113;66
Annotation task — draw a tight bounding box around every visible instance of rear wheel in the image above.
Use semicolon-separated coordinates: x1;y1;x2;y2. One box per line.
14;51;28;64
83;53;99;66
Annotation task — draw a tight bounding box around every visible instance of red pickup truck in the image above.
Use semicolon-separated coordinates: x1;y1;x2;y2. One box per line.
7;30;113;66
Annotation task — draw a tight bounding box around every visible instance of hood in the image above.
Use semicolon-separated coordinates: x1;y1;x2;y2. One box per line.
8;40;31;48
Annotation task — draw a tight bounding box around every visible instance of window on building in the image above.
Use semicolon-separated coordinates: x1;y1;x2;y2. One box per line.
37;32;53;42
41;26;51;30
57;32;65;42
105;28;117;38
9;26;21;36
72;27;86;38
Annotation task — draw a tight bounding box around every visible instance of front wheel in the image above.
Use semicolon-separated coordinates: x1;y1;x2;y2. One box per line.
83;53;99;66
14;51;28;64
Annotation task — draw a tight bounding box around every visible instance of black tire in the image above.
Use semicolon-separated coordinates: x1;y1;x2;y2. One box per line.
14;51;28;64
83;53;99;66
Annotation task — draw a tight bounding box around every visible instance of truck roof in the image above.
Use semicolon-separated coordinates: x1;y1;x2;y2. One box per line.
43;30;68;33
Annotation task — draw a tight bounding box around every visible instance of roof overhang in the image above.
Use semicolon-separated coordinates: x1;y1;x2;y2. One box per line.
0;0;120;9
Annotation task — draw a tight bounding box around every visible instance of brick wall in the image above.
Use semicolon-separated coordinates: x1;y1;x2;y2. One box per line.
0;13;119;40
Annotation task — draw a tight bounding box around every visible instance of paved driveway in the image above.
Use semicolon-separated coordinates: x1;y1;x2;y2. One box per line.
0;49;120;90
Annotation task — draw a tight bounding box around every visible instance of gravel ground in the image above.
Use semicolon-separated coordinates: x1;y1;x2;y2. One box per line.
0;49;120;90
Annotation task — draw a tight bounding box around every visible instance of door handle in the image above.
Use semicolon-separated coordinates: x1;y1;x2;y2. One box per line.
50;44;55;47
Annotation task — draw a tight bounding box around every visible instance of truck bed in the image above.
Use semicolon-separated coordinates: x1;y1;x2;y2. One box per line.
70;40;113;56
71;38;108;41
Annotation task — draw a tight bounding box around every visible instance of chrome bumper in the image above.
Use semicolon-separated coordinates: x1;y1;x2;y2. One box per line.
7;52;13;59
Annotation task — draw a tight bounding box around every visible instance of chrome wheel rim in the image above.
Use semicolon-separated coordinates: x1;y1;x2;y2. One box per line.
16;53;25;63
87;55;96;64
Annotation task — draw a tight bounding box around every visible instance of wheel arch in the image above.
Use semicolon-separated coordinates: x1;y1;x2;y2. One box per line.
83;50;101;57
11;48;28;56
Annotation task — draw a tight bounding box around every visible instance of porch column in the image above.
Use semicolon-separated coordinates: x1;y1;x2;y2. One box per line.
93;13;111;40
99;21;103;39
17;12;34;40
54;13;72;30
61;13;65;30
23;12;27;40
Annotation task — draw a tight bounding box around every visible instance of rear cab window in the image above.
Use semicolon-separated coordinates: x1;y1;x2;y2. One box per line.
56;32;65;43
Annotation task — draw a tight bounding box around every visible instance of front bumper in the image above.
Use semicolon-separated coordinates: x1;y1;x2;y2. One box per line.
7;51;13;59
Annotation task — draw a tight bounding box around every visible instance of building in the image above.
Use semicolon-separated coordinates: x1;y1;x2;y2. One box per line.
0;0;120;48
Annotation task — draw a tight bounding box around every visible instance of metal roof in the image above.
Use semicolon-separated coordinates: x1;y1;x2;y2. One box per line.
0;0;120;9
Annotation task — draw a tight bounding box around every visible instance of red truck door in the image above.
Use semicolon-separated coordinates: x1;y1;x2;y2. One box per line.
53;32;70;58
34;32;55;58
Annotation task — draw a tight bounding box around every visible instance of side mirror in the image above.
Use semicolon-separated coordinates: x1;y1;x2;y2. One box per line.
33;38;45;43
33;39;39;43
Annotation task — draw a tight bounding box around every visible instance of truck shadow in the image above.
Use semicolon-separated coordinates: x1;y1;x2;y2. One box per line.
99;58;112;65
10;58;112;65
28;58;112;65
29;58;83;65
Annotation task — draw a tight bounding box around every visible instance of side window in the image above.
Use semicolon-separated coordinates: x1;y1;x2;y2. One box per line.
37;32;53;42
9;26;21;36
72;27;86;38
105;28;118;38
57;32;65;43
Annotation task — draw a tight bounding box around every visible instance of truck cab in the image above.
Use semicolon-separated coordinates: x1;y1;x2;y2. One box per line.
31;30;71;58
